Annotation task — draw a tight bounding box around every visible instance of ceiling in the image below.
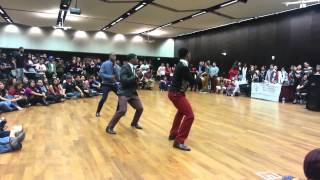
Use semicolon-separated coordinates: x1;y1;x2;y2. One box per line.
0;0;314;38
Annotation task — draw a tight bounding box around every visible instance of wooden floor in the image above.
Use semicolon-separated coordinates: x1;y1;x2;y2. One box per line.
0;90;319;180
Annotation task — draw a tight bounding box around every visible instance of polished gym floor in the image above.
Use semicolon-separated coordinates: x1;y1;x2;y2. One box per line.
0;90;318;180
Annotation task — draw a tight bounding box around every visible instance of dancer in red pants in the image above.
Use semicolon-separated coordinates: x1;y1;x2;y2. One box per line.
168;48;195;151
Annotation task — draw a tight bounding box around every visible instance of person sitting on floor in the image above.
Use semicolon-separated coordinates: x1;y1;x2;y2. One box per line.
22;77;29;88
63;76;84;98
0;81;23;113
83;80;98;97
0;119;26;154
25;80;49;106
37;79;64;103
12;81;30;108
50;78;66;99
88;76;101;93
159;76;170;92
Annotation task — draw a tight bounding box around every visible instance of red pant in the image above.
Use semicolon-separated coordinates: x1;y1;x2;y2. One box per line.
168;91;194;144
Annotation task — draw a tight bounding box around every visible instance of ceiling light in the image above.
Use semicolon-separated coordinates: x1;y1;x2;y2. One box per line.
222;52;227;56
135;4;145;11
74;31;88;38
161;23;172;28
115;18;123;23
29;27;42;34
147;29;167;37
111;22;116;26
0;9;4;14
4;24;19;33
220;0;239;8
6;19;12;24
114;34;126;41
283;0;320;6
52;29;65;37
132;35;144;42
95;31;107;39
191;11;207;18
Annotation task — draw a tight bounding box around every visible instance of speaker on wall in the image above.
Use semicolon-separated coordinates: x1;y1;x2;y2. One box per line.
306;74;320;111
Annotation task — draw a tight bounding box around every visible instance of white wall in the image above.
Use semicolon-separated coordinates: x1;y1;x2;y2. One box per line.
0;24;174;58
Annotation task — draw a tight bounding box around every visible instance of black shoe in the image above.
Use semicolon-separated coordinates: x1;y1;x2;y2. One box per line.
106;127;116;134
173;141;191;151
131;124;143;130
0;118;7;131
168;135;176;141
96;112;101;117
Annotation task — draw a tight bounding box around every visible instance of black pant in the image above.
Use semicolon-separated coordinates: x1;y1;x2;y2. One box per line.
107;95;143;129
29;96;47;105
96;84;118;113
46;95;64;103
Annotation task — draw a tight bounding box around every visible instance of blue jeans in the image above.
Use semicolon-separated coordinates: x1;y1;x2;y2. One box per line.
0;136;12;153
0;101;17;113
0;131;10;138
66;92;81;98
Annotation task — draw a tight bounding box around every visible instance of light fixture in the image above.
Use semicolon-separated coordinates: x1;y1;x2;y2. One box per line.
95;31;107;39
74;31;88;38
135;4;145;11
222;52;227;56
272;56;275;60
283;0;320;8
52;29;65;37
53;25;72;30
114;34;126;41
115;18;123;23
6;18;12;23
0;6;14;24
139;0;247;35
29;27;43;34
101;0;155;31
192;11;207;18
147;29;167;37
132;35;144;42
4;24;19;33
220;0;239;8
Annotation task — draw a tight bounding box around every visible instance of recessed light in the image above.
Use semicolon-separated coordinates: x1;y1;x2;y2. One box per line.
114;34;126;41
74;31;88;38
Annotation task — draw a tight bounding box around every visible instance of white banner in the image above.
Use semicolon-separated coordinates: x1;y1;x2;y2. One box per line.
251;83;282;102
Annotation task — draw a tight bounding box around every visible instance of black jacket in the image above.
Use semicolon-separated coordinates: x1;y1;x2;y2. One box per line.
170;61;195;93
118;64;138;97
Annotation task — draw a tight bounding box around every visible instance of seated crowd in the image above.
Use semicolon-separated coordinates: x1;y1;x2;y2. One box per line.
0;47;160;115
177;60;320;106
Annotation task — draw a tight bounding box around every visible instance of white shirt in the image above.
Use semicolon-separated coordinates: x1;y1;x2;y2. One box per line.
180;59;188;67
158;66;166;76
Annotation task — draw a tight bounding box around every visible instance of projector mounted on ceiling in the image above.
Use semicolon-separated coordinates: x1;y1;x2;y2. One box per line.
53;25;72;30
70;7;81;15
70;0;81;15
